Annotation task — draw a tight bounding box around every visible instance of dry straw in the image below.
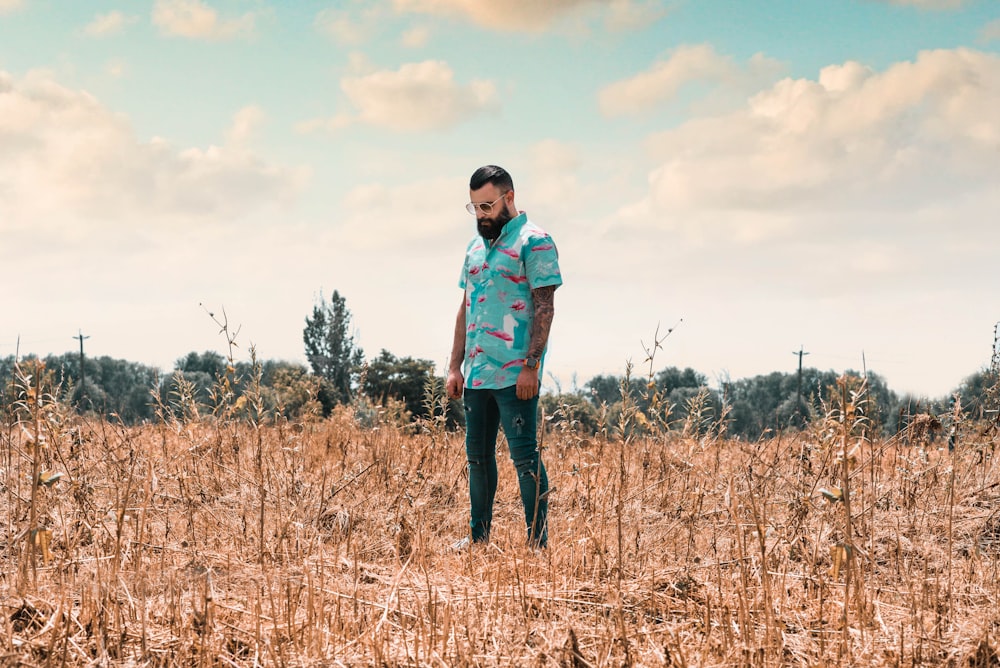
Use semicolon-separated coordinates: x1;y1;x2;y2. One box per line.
3;326;1000;666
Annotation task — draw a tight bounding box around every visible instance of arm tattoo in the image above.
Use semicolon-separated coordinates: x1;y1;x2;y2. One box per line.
528;286;556;360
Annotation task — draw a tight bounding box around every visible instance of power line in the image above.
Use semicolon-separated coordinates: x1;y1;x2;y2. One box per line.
0;337;73;349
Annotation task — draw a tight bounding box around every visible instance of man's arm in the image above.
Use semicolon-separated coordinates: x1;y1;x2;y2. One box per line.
446;298;466;399
516;285;556;400
527;285;556;360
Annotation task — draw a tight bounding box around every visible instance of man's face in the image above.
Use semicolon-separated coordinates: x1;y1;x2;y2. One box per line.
470;185;513;240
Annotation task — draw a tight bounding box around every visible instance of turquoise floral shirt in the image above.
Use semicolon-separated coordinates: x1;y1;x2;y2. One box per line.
458;213;562;390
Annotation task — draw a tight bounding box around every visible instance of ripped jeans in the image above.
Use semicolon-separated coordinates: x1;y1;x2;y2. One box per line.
463;386;548;547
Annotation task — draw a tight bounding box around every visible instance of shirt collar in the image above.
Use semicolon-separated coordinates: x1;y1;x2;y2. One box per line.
493;211;526;245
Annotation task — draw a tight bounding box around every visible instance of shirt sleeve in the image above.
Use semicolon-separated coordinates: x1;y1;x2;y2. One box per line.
524;235;562;290
458;248;470;290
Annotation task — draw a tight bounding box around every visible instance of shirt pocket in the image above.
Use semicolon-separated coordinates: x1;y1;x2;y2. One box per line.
465;251;491;287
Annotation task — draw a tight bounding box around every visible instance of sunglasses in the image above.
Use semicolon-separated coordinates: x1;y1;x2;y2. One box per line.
466;193;508;216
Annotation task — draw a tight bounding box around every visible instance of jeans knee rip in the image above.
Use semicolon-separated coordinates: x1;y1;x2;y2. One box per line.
514;458;538;479
512;414;525;435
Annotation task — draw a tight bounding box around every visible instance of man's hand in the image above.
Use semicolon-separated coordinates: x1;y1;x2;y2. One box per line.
516;367;539;400
446;369;465;400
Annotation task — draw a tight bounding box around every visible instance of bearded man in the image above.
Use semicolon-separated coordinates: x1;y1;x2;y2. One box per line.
446;165;563;550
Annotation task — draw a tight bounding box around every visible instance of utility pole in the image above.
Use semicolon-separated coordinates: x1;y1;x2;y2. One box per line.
73;330;90;396
793;345;810;412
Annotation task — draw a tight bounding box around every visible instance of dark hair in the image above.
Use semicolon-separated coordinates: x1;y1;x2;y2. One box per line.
469;165;514;192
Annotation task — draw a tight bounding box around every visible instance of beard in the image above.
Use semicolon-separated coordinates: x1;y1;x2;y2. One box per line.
476;207;513;240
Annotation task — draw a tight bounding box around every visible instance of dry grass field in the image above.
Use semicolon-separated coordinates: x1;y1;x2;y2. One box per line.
4;371;1000;666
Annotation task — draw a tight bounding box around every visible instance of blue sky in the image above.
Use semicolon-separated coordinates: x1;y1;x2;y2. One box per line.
2;0;999;398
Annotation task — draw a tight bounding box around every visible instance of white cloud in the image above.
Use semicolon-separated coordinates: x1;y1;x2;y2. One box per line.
152;0;255;40
300;60;499;133
522;139;585;207
605;0;668;31
531;139;583;172
586;46;1000;319
226;105;266;145
84;11;138;37
0;70;307;228
106;59;128;78
401;25;431;47
345;51;376;75
393;0;663;32
980;18;1000;43
314;7;382;45
599;44;784;116
618;48;1000;233
336;177;462;247
294;114;353;135
0;0;23;14
600;44;733;115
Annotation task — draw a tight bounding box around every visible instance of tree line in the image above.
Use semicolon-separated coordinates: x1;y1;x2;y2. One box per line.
2;291;996;440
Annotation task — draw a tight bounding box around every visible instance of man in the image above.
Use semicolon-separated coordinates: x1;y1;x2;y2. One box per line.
446;165;562;549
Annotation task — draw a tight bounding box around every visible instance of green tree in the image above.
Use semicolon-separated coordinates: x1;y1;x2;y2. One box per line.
953;369;993;420
362;349;435;419
156;351;226;411
303;290;364;411
585;374;642;409
32;353;159;422
258;361;323;419
90;357;160;422
175;351;227;377
583;367;712;432
655;367;706;394
541;391;601;435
